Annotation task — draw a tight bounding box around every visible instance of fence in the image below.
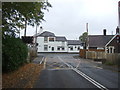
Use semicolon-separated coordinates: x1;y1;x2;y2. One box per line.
86;51;106;60
86;51;120;65
79;49;104;58
79;49;88;58
105;53;120;64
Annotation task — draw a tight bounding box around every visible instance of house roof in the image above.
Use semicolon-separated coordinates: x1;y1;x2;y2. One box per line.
38;31;55;37
67;40;82;45
56;36;67;41
88;35;114;48
105;33;120;47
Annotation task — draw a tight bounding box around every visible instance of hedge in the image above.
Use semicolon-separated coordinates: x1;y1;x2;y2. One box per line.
2;36;28;72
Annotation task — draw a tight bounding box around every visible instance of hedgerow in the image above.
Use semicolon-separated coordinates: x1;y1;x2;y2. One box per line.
2;36;28;72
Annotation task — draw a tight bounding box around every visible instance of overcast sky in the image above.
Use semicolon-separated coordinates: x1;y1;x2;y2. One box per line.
20;0;119;40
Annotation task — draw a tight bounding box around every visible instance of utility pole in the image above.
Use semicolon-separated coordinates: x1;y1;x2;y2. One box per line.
35;24;38;48
86;23;88;50
34;23;38;56
19;27;20;38
24;18;27;36
118;1;120;27
86;23;88;34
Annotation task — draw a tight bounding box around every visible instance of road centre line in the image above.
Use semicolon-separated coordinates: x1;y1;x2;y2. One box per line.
40;57;45;64
93;66;103;69
58;56;108;90
76;60;81;69
43;57;47;69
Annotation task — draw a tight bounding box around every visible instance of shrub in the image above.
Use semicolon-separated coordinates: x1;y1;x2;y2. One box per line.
2;36;28;72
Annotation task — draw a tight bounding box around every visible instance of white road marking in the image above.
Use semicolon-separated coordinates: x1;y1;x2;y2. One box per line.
76;60;81;69
43;57;47;69
47;68;71;71
93;66;103;69
58;56;108;90
40;57;45;64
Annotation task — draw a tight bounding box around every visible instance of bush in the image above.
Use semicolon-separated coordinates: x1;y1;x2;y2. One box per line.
2;36;28;72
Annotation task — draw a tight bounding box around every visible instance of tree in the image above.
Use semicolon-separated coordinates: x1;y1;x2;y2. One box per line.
2;1;52;37
2;1;52;72
79;32;88;49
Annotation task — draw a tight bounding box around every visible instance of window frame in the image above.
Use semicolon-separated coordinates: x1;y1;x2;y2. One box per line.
44;37;48;43
49;37;54;42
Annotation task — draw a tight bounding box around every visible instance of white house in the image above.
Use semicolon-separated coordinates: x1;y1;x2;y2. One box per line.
67;40;83;53
36;31;83;53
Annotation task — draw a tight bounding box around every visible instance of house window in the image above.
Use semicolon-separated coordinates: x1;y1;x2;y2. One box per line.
70;47;73;51
49;37;54;41
44;37;48;43
78;47;80;50
62;41;65;45
107;49;109;53
44;45;48;51
106;47;109;53
57;47;60;50
108;46;114;53
110;48;112;53
62;47;64;50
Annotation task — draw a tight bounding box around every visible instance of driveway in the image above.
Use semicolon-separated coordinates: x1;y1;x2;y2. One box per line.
33;53;119;89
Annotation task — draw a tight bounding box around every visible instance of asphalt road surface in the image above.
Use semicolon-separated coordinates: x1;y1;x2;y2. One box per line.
33;53;119;89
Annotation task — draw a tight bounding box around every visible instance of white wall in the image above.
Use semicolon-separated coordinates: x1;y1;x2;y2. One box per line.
68;45;83;53
37;37;68;52
37;37;83;53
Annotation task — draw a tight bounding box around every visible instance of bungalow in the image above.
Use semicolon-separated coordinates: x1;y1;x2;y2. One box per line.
87;29;113;50
68;40;83;53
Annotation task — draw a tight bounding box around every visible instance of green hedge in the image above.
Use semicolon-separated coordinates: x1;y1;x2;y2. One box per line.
2;36;28;72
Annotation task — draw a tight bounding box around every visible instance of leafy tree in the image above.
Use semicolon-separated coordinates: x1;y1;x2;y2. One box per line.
79;32;88;49
2;1;52;37
2;1;52;72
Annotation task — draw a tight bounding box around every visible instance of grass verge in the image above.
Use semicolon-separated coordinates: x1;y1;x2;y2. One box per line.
2;63;43;88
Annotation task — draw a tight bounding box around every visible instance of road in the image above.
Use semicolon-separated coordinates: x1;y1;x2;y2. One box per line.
33;53;119;89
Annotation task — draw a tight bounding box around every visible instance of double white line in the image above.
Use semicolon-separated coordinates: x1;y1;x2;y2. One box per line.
39;57;47;69
58;56;108;90
39;57;45;64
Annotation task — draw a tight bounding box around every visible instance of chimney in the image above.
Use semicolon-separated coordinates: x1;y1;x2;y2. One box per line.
103;29;106;36
39;26;43;34
116;26;119;34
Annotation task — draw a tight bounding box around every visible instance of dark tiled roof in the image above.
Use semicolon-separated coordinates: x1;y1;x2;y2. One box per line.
88;35;114;48
67;40;82;45
56;36;67;41
38;31;55;37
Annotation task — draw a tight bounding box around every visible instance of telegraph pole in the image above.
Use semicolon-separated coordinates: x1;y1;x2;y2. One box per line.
86;23;88;50
86;23;88;34
118;1;120;27
35;24;37;47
